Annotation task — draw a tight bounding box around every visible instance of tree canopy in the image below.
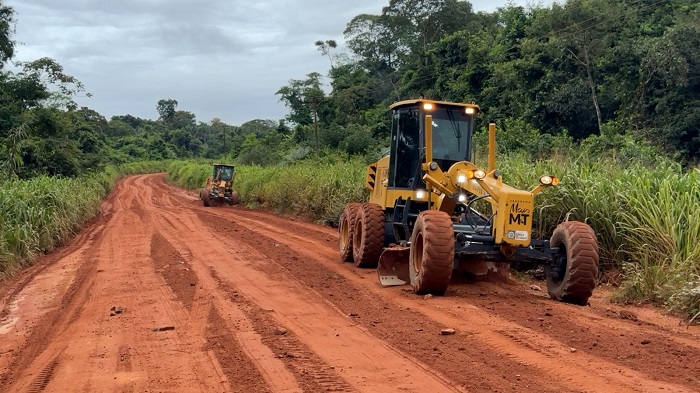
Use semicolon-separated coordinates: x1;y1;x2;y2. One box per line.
277;0;699;164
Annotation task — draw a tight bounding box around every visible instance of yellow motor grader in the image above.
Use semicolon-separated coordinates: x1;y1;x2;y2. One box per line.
338;99;599;305
199;164;240;207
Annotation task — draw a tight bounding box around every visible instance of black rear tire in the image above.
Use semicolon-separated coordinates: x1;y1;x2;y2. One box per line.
339;203;362;262
200;189;211;207
352;203;385;268
547;221;599;305
230;190;240;205
409;211;455;295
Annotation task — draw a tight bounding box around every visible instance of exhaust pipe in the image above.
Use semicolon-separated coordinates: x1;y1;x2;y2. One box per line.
488;123;496;173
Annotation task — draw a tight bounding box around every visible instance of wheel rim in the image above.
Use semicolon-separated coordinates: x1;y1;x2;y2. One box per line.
353;218;363;256
339;216;350;252
412;231;424;275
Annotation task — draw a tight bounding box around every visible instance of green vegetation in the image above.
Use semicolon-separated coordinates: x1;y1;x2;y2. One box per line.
168;158;366;225
275;0;699;165
493;155;700;318
0;161;168;276
0;176;106;271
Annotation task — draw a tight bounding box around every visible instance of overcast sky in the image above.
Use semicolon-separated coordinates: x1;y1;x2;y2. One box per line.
6;0;549;126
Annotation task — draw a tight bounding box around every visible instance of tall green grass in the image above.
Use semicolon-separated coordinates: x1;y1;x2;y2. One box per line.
167;160;367;224
487;154;699;317
166;160;212;190
167;157;699;319
0;160;169;276
235;162;366;224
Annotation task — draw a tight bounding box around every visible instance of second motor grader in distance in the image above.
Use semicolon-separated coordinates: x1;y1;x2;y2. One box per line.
199;163;240;207
338;99;599;305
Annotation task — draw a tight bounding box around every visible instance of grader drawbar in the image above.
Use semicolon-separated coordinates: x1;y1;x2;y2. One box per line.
199;164;240;207
338;99;599;305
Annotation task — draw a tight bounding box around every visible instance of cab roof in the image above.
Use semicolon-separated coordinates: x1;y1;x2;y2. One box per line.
389;99;480;111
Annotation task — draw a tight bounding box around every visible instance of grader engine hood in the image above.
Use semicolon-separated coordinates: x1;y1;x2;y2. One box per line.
496;192;534;246
418;116;557;251
436;162;537;247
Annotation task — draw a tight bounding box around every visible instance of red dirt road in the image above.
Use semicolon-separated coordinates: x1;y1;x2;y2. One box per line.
0;174;698;393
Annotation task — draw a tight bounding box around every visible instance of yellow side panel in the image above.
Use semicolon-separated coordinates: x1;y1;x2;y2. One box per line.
366;156;439;210
367;156;389;207
495;190;534;246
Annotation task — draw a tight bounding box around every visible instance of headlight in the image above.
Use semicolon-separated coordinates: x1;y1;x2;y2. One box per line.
467;169;486;179
539;175;559;186
423;103;434;111
457;174;466;184
458;193;467;202
416;190;426;199
465;107;476;115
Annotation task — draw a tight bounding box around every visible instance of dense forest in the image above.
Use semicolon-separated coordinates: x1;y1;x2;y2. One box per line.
1;0;699;182
281;0;699;164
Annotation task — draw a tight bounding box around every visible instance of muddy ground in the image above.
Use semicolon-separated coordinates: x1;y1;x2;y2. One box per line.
0;174;698;393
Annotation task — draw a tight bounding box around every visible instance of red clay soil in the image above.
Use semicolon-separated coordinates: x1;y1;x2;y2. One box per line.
0;173;698;393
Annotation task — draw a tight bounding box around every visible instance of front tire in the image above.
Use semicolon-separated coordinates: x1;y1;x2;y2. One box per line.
230;190;240;205
352;203;385;268
200;189;211;207
547;221;599;305
409;211;455;295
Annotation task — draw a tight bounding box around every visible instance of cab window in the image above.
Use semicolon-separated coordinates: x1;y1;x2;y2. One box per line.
388;108;421;188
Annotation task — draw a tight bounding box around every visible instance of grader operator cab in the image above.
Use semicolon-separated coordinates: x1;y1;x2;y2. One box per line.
199;164;240;207
338;99;599;305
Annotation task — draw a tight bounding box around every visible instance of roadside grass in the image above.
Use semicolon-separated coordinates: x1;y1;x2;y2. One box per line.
167;159;367;225
0;161;169;276
167;156;700;320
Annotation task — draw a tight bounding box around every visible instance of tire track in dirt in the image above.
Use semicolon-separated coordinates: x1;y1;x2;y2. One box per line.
154;211;361;392
150;231;264;393
196;210;577;393
148;190;303;392
26;359;59;393
0;176;246;392
208;267;351;393
191;198;699;392
151;199;463;393
142;233;225;393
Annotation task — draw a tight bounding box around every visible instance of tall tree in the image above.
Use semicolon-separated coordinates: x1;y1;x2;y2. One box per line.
545;0;623;134
275;72;326;127
315;39;337;69
344;14;401;72
0;0;14;67
156;99;178;122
